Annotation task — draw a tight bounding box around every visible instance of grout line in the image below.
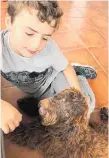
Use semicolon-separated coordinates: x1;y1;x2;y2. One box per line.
73;6;108;40
87;51;108;75
66;26;109;75
83;18;107;40
89;2;108;19
85;48;108;75
61;45;107;52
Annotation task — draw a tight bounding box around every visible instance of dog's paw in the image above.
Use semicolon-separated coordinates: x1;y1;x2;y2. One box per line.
100;107;108;122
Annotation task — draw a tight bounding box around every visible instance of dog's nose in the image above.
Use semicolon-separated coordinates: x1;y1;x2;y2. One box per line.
39;106;47;116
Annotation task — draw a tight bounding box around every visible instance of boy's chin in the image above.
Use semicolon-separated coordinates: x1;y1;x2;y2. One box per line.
15;48;36;58
20;52;36;58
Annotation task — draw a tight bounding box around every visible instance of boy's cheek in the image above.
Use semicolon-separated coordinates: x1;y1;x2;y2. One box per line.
11;32;47;52
39;40;47;50
15;34;29;48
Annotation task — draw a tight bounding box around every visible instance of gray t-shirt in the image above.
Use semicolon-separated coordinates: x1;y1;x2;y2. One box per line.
1;30;68;97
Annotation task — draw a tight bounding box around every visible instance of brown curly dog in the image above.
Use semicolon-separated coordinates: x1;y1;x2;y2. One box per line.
5;88;108;158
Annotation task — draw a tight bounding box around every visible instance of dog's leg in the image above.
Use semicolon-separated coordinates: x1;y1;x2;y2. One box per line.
89;107;108;138
100;107;108;122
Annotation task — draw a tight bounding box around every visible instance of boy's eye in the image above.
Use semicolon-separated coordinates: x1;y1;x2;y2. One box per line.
25;33;34;36
43;38;48;41
43;37;50;41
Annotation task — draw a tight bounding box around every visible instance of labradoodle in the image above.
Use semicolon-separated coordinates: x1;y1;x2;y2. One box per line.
5;88;108;158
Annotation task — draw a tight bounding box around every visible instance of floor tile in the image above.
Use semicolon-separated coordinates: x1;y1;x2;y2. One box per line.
64;8;84;18
52;31;85;50
89;71;108;107
88;15;108;30
88;46;108;69
78;29;107;47
76;7;103;18
72;1;93;8
57;17;96;33
96;7;108;18
59;1;74;11
56;17;69;32
98;29;108;40
62;48;101;71
67;18;96;30
90;1;108;8
105;68;108;74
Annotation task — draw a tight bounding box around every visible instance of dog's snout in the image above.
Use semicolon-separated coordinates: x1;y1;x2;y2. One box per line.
39;99;50;109
39;106;47;116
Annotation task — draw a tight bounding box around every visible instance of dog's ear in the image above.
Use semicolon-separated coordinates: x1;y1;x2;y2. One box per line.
60;124;79;141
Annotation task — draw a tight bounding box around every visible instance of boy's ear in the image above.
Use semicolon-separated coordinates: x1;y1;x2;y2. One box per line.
5;13;12;31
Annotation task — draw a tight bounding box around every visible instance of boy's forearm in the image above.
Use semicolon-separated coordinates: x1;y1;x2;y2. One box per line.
63;64;81;91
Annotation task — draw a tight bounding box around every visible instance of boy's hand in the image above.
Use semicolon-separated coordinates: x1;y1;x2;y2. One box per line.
63;65;81;91
0;100;22;134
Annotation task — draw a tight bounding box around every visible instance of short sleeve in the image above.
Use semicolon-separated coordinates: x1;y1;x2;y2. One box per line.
50;40;68;72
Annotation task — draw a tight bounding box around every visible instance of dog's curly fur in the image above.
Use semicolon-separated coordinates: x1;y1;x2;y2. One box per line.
5;88;108;158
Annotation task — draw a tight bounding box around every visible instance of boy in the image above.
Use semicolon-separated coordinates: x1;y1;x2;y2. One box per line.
1;1;97;135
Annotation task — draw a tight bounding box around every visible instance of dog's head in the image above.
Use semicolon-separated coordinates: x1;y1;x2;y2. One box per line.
39;88;88;129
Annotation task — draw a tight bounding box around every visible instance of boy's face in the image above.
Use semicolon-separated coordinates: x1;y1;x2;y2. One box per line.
6;8;55;58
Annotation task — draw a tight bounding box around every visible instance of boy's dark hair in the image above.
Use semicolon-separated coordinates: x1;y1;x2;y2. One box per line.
7;1;63;29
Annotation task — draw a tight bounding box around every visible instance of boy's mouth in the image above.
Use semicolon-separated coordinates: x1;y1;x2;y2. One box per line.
26;48;36;54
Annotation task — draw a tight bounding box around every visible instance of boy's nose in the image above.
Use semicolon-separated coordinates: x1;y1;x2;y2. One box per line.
30;36;42;51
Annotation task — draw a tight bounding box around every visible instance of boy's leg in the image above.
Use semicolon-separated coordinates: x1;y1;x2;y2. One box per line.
77;75;95;117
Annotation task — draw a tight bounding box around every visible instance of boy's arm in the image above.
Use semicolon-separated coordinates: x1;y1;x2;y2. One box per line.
63;64;81;91
0;99;22;134
1;75;22;134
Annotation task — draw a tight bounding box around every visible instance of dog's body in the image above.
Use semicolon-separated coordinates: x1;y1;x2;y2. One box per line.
6;88;108;158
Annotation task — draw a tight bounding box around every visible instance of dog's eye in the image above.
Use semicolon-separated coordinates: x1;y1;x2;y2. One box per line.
65;112;69;117
69;93;74;98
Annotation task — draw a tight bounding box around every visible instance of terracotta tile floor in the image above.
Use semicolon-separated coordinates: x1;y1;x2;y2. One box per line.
1;1;108;158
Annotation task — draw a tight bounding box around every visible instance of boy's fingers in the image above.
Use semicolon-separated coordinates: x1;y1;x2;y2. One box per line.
13;113;22;123
14;121;20;127
2;124;10;134
17;114;22;122
8;120;16;132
